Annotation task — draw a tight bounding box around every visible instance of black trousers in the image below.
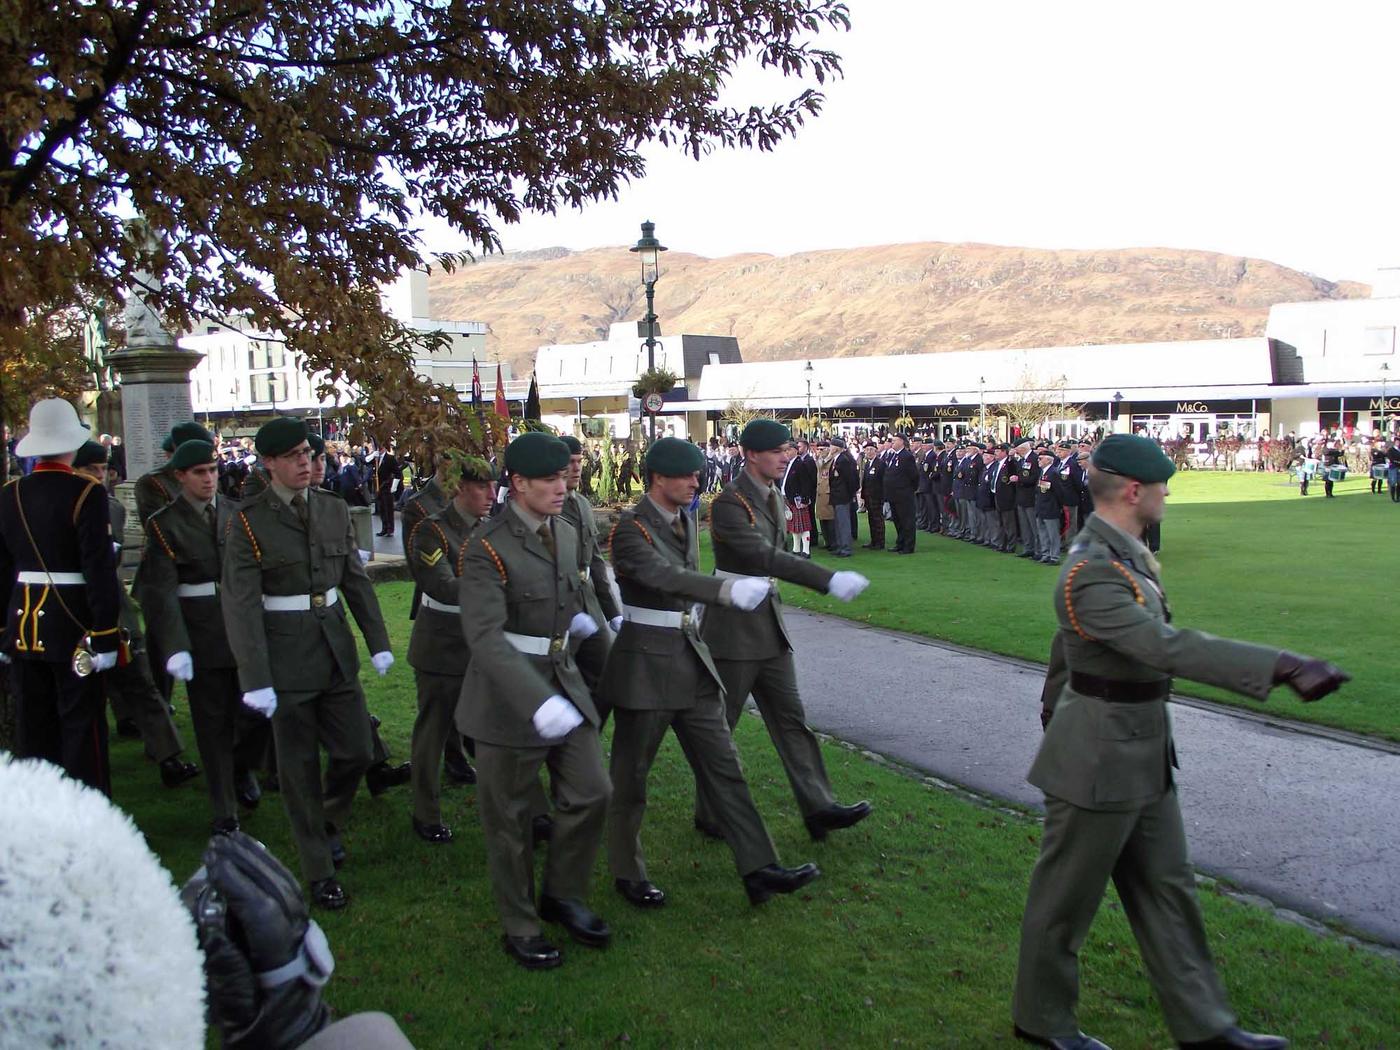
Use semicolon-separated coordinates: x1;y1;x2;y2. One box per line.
862;488;885;548
376;485;397;534
888;490;917;551
11;658;110;795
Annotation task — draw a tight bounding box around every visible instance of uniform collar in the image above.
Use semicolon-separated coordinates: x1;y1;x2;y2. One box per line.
269;479;308;505
641;493;682;526
508;500;549;534
1085;513;1160;575
32;461;73;474
182;491;216;515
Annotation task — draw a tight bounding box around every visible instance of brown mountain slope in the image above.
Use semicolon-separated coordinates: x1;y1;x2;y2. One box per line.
429;241;1367;373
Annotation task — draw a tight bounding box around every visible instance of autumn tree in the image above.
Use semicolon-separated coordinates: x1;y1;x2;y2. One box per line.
996;368;1082;438
1;1;848;454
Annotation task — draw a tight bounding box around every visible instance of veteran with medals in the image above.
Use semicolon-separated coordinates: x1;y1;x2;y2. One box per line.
457;432;612;970
1012;434;1350;1050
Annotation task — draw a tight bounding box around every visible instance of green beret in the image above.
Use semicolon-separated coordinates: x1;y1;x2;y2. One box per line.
1091;433;1176;484
170;440;217;471
73;440;108;469
171;421;214;447
504;432;570;478
255;416;310;457
645;437;705;477
160;433;176;453
307;432;326;457
738;418;790;452
559;435;583;455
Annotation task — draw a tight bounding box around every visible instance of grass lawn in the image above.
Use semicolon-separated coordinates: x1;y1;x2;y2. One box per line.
751;470;1400;742
117;581;1400;1049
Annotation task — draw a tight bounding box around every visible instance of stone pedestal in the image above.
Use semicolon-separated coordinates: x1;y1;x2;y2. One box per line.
105;345;203;569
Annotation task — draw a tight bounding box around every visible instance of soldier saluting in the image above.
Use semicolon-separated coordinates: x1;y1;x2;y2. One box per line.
1013;434;1349;1050
139;439;268;835
604;437;822;909
700;418;872;841
458;432;611;971
0;399;122;793
222;417;395;911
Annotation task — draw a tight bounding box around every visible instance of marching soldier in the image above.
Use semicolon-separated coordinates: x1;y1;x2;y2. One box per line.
604;438;821;909
401;463;477;787
458;432;612;970
405;457;496;843
72;441;200;791
558;435;622;721
0;399;123;793
1013;434;1349;1050
135;420;213;524
700;418;873;840
139;440;269;834
222;417;395;910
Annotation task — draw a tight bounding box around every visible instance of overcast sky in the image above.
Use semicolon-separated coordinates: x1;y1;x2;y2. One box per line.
422;0;1399;284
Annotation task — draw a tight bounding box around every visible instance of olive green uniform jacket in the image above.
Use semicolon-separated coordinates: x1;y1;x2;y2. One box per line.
139;495;239;670
406;502;479;676
457;503;596;748
134;465;179;524
559;490;621;627
221;486;390;694
401;476;446;620
1031;513;1279;811
601;496;727;709
702;468;834;660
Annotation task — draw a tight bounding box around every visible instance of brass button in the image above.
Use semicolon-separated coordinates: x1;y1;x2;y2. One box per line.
311;593;326;608
550;637;564;653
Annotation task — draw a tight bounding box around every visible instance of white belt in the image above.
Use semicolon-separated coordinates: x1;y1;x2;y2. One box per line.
419;594;460;614
713;569;774;585
176;582;218;598
579;565;591;583
622;605;685;629
263;587;339;612
17;571;84;586
504;630;566;656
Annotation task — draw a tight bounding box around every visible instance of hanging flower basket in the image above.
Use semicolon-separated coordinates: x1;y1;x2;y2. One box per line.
632;368;678;399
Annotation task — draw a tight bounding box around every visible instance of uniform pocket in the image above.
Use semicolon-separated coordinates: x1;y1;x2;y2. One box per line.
1095;702;1164;741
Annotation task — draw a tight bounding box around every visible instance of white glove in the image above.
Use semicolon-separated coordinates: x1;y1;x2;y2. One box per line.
371;650;394;676
532;694;584;740
730;576;773;611
609;615;624;634
358;549;372;564
568;612;599;641
827;571;870;603
0;652;10;665
165;651;194;682
242;687;278;718
91;650;118;673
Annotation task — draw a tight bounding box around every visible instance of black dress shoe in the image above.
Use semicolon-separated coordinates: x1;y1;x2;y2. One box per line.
234;770;261;809
1178;1027;1287;1050
309;877;349;910
115;718;141;740
531;814;555;845
1013;1025;1112;1049
159;756;200;788
502;934;561;970
615;878;667;908
804;799;873;840
538;895;611;947
742;862;822;904
444;758;477;785
412;816;454;844
211;817;240;837
693;816;725;840
365;760;411;797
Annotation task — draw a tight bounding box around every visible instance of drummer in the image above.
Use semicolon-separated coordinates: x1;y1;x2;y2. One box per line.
1322;440;1346;499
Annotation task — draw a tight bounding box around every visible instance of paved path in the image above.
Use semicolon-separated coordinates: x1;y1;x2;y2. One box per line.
782;609;1400;948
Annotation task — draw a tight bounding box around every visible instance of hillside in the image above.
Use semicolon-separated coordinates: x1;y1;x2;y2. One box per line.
429;241;1367;373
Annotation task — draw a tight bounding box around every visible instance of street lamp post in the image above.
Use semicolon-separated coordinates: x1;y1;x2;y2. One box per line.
1111;391;1123;432
1381;363;1390;437
899;381;908;431
805;361;814;433
630;220;668;441
978;376;985;438
817;383;824;435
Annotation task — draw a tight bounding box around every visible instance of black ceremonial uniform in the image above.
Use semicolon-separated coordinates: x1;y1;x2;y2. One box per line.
0;464;123;793
859;452;885;550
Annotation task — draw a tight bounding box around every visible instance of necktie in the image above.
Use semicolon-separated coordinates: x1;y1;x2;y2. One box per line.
537;523;555;557
204;503;217;536
290;492;309;524
673;512;687;547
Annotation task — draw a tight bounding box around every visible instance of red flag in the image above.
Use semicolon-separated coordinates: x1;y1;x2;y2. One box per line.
494;365;509;419
471;357;482;406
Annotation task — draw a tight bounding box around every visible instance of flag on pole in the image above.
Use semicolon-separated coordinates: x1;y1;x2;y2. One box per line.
525;372;541;421
471;357;482;406
494;365;509;419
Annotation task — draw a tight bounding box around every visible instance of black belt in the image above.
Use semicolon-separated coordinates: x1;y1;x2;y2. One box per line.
1070;672;1171;703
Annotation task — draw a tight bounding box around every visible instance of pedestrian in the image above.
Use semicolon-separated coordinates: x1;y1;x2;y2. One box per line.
859;439;886;550
0;399;123;794
375;443;400;535
139;439;269;834
604;437;821;908
222;417;395;910
826;436;858;557
884;433;919;553
1012;433;1350;1050
700;418;872;840
1013;437;1041;560
458;432;612;970
782;438;817;558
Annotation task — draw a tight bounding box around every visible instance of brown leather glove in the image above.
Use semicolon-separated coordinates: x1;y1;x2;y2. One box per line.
1040;705;1053;732
1273;651;1351;702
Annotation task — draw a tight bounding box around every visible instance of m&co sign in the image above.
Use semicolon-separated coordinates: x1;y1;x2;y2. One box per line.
1175;401;1213;413
1368;397;1400;411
